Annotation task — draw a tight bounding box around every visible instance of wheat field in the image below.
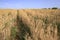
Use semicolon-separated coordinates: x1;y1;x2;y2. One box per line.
0;9;60;40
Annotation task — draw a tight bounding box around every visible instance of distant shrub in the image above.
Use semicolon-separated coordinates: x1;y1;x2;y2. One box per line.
43;8;47;9
48;8;51;9
52;7;58;9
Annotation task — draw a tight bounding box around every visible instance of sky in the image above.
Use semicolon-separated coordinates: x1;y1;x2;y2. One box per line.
0;0;60;9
